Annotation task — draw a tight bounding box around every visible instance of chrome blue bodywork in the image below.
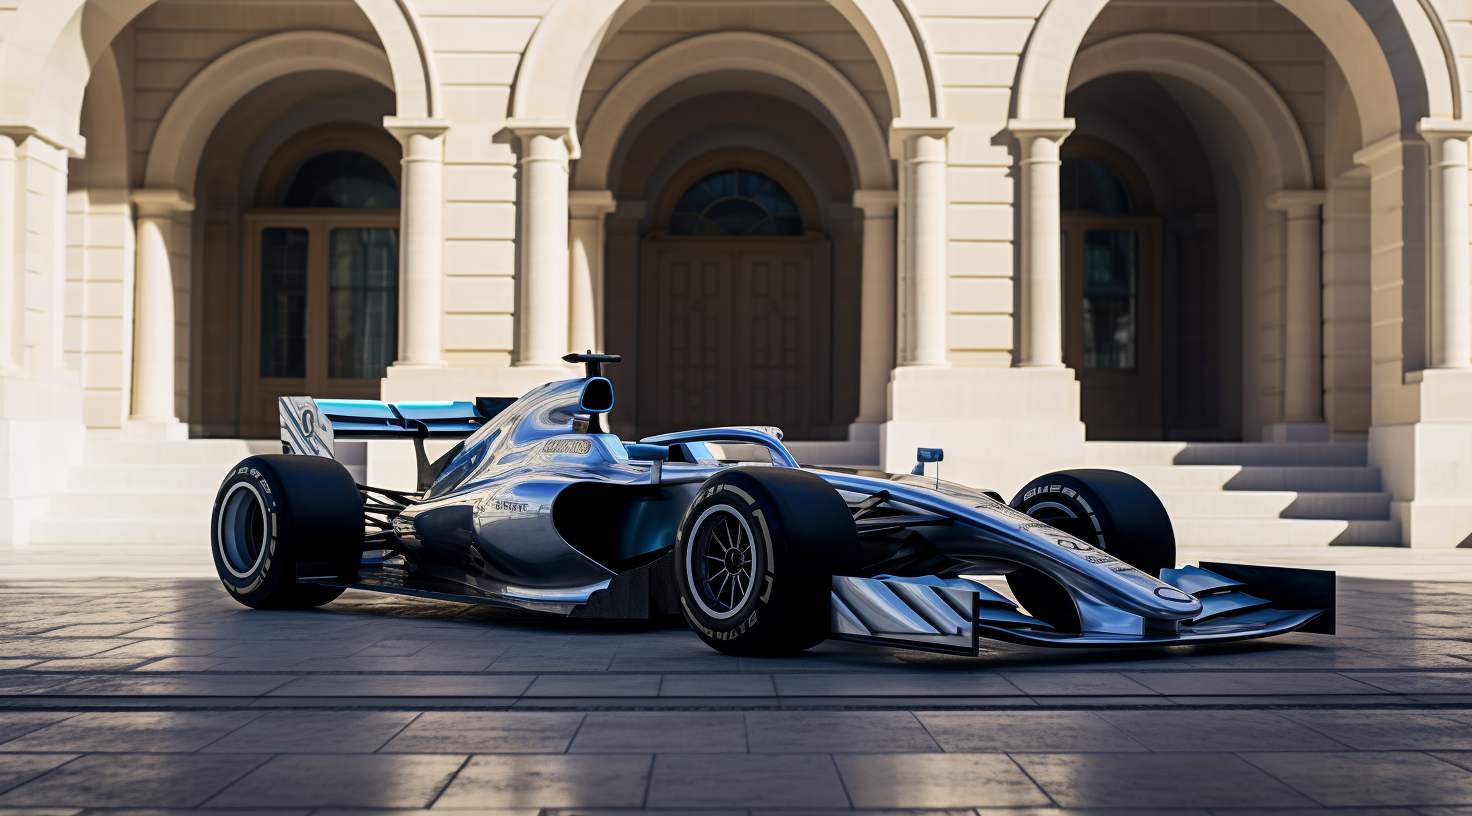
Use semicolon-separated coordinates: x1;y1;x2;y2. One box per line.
282;376;1334;652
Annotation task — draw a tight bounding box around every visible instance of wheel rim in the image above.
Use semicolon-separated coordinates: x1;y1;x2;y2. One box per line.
218;482;268;578
686;505;758;620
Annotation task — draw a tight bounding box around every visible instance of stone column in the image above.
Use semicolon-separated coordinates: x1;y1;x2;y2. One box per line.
1266;189;1326;435
891;121;955;368
568;190;616;354
384;117;451;368
853;189;898;422
1007;119;1075;368
1418;119;1472;370
128;189;193;423
0;136;18;373
510;123;575;367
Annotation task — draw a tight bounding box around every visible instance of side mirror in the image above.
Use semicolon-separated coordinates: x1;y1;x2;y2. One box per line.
625;443;669;486
914;447;943;487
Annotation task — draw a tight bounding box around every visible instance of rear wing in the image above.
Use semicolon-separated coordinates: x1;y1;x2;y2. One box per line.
280;396;516;460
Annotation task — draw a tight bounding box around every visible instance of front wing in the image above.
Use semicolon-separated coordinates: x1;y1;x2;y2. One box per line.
829;562;1334;656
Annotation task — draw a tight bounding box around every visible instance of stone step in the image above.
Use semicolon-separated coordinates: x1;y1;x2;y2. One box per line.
1086;441;1368;467
28;516;211;546
1111;464;1382;493
1161;491;1393;521
82;438;275;466
1172;518;1402;547
45;491;217;519
64;464;234;492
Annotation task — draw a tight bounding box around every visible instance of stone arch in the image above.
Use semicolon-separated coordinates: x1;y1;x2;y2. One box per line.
0;0;434;153
1068;33;1313;193
1015;0;1458;144
573;31;893;192
510;0;938;127
142;31;394;194
76;44;130;189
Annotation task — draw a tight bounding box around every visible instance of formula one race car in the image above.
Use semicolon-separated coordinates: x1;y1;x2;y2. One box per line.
210;353;1334;656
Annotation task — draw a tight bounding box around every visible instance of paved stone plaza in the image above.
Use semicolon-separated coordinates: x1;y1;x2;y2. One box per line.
2;546;1472;814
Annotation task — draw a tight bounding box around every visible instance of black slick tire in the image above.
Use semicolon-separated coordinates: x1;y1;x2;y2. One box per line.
674;468;857;656
1010;468;1176;577
211;454;363;609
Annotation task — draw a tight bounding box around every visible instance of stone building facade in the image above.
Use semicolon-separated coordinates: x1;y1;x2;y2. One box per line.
0;0;1469;546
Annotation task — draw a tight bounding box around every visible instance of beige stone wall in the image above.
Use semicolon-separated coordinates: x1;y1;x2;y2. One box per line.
418;0;535;368
916;0;1040;367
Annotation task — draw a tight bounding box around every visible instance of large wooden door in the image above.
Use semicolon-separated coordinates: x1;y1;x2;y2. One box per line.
1062;215;1162;440
637;235;831;439
240;212;399;437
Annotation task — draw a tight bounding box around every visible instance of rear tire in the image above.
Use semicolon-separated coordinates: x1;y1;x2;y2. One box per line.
674;468;857;656
211;454;363;609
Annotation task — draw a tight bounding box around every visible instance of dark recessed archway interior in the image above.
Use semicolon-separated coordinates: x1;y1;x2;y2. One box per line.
1065;72;1242;442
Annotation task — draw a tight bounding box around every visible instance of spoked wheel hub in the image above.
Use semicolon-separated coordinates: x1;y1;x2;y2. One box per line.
686;505;757;619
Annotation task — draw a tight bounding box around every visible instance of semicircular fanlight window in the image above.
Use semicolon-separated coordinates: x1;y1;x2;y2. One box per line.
668;169;803;236
278;150;400;209
1060;158;1132;215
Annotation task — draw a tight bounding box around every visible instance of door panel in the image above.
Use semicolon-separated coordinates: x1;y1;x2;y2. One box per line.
639;236;830;439
1063;216;1161;440
241;212;398;438
327;227;399;380
259;227;309;379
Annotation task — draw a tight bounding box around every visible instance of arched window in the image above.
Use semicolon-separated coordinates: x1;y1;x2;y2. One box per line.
278;150;399;208
668;169;803;236
1061;158;1132;215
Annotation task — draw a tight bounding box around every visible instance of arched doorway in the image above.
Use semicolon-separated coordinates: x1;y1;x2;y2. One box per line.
637;156;832;439
1064;71;1237;442
237;128;402;437
1060;145;1162;440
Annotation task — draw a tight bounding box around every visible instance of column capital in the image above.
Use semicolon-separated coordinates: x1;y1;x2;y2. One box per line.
383;116;450;138
505;119;580;161
1006;118;1076;157
1352;133;1404;169
569;189;616;218
888;119;956;160
0;117;86;158
130;189;195;217
1417;117;1472;142
1264;189;1324;216
852;189;898;217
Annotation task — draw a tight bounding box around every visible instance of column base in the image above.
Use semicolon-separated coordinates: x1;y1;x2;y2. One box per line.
1263;422;1331;442
122;419;189;441
881;366;1084;497
1370;369;1472;547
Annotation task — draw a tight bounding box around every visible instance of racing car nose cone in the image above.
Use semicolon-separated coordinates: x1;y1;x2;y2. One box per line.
1154;586;1196;603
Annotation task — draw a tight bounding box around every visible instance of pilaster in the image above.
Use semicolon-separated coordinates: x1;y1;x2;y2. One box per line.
1007;119;1075;369
384;116;451;369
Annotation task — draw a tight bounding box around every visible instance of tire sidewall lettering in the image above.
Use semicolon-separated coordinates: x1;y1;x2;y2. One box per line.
216;469;285;600
677;485;773;644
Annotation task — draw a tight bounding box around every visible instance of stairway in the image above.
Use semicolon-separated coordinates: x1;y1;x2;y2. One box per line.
1086;441;1401;547
28;439;278;545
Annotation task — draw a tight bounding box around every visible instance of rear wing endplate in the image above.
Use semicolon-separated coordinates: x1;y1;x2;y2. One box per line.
280;396;516;460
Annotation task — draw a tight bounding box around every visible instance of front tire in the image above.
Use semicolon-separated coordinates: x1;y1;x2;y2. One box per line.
674;468;857;656
1010;468;1175;577
211;454;363;609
